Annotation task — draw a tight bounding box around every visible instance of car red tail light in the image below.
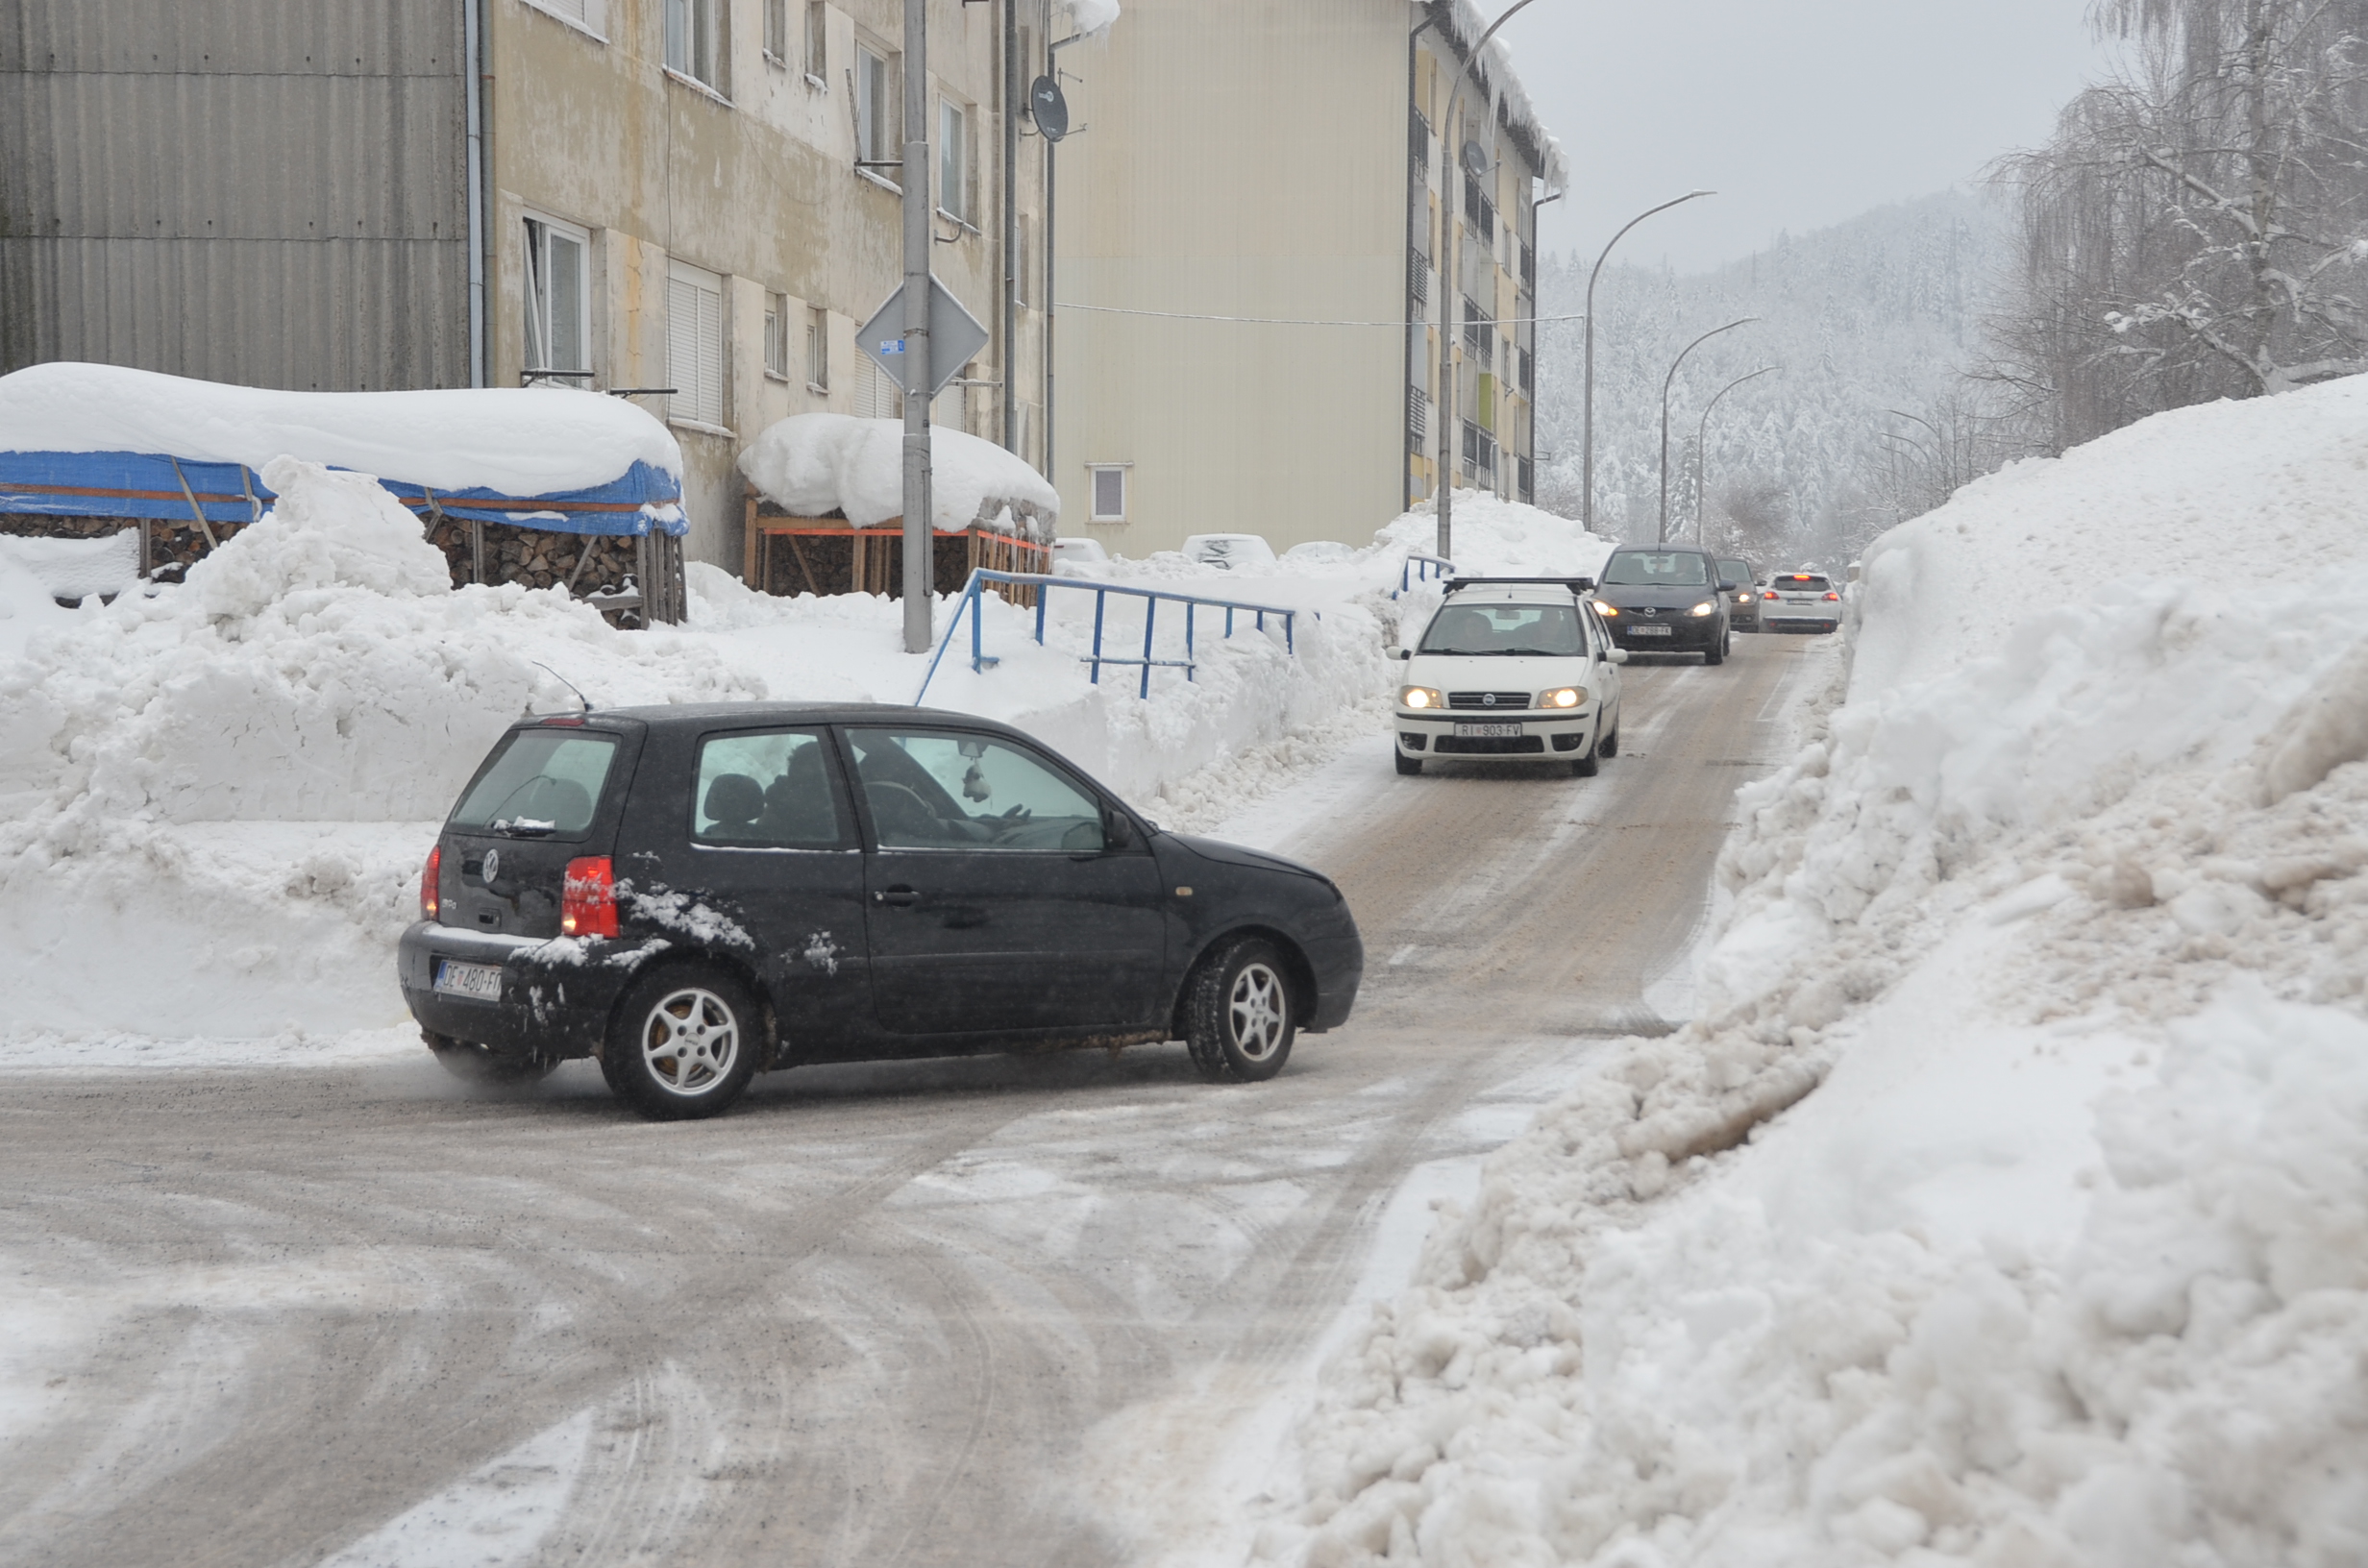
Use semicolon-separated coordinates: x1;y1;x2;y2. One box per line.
1824;591;1840;600
562;856;620;938
1763;590;1778;600
420;845;442;922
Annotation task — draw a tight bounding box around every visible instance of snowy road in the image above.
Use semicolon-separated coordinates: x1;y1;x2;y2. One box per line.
0;633;1816;1568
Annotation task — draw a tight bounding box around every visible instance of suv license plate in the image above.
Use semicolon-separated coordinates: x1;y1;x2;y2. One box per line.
1454;723;1522;738
1628;624;1672;637
433;960;503;1001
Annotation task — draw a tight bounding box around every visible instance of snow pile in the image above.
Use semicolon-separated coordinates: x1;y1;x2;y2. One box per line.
0;361;680;500
1068;0;1120;35
0;529;141;603
0;457;760;1041
0;554;76;662
1263;380;2368;1565
737;413;1059;537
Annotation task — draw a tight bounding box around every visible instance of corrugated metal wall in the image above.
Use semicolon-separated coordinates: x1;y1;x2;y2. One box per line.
0;0;470;390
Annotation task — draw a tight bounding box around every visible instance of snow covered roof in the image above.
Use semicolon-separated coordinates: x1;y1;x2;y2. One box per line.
1437;0;1568;193
0;363;685;535
738;414;1060;538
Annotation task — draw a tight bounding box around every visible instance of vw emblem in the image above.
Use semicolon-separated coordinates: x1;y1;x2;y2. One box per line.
481;847;501;883
1481;693;1497;707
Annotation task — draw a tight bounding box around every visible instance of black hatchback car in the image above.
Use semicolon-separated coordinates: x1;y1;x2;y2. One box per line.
399;704;1363;1118
1590;547;1744;663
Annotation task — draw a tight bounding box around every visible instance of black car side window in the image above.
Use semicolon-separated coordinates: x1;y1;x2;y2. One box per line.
692;729;851;849
848;728;1111;853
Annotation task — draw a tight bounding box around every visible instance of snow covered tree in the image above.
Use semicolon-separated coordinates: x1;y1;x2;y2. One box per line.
1991;0;2368;447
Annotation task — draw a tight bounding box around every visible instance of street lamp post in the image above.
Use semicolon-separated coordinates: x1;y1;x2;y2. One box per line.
1692;364;1780;542
1434;0;1546;562
1581;190;1711;534
1657;316;1757;544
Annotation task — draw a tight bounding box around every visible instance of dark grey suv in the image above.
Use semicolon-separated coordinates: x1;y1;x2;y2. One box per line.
400;704;1363;1118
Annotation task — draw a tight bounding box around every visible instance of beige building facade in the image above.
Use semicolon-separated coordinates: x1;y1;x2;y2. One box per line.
1049;0;1562;557
492;0;1062;569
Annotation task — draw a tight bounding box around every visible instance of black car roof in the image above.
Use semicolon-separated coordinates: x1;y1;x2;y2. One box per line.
556;701;1028;734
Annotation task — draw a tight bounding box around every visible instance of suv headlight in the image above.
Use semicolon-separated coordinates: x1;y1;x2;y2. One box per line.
1689;600;1716;617
1537;687;1587;709
1399;686;1445;710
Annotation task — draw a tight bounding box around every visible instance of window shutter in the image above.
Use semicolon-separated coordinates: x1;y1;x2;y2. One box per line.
697;280;724;426
667;276;699;423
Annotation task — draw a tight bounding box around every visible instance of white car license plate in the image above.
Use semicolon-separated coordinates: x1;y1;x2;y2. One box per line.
1628;624;1672;637
1454;723;1522;738
433;960;503;1001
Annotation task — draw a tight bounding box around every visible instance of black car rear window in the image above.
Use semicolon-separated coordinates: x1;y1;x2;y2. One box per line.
1600;551;1710;587
450;730;618;837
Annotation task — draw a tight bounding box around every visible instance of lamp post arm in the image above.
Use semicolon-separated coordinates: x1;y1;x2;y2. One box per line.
1692;364;1780;543
1582;188;1712;533
1657;316;1758;544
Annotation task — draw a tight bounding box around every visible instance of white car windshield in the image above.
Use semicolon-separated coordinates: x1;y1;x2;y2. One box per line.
1419;602;1588;657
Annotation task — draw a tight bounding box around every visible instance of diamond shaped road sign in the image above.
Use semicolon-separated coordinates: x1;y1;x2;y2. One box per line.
859;277;991;399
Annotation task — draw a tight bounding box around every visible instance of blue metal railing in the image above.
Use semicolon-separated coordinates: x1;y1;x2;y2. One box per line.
1394;551;1457;598
913;569;1306;706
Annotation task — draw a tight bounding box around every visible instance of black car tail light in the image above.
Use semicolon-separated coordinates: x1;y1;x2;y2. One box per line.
420;845;442;923
562;857;620;938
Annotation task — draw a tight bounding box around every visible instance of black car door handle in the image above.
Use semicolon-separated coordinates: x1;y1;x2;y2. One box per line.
874;887;921;907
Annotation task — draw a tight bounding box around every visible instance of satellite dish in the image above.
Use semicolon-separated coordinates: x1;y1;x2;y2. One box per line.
1461;139;1490;179
1031;75;1071;140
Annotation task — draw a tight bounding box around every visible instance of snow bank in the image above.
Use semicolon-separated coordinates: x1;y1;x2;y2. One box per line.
737;413;1059;536
0;362;680;500
0;530;141;602
0;555;76;662
1263;379;2368;1565
1068;0;1120;35
0;458;760;1042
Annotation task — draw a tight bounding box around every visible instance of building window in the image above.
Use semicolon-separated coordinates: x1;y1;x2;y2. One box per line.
855;43;898;170
526;0;605;33
764;291;789;379
806;305;829;390
523;215;589;380
667;261;727;428
939;98;973;224
764;0;787;61
1089;465;1127;523
665;0;723;91
805;1;827;82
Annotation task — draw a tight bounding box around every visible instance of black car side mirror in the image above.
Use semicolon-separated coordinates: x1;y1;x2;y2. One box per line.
1717;576;1742;593
1103;812;1138;851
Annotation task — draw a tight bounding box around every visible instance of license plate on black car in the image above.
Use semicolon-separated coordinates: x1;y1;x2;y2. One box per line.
1454;723;1522;738
433;960;503;1000
1628;625;1672;637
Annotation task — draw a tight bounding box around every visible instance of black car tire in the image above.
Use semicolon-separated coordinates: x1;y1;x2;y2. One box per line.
1184;938;1296;1084
1705;632;1727;666
604;968;761;1120
1394;751;1422;776
424;1032;556;1086
1571;732;1600;777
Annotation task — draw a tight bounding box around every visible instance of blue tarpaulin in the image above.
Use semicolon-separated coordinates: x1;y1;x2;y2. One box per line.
0;449;686;537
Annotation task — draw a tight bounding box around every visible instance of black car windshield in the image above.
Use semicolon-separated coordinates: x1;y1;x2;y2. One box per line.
1419;601;1589;656
450;730;617;836
1600;550;1711;587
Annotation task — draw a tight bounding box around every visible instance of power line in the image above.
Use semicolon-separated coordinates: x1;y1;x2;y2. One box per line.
1051;302;1586;329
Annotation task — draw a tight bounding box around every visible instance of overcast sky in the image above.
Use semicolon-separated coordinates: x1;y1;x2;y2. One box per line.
1492;0;2120;273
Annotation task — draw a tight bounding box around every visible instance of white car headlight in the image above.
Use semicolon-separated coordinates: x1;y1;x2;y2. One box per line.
1689;600;1716;617
1537;687;1587;710
1399;686;1445;710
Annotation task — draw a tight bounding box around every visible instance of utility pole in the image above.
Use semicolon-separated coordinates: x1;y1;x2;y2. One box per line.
1693;364;1779;541
1435;0;1544;564
1581;190;1711;534
900;0;932;653
1657;317;1756;544
1000;0;1018;453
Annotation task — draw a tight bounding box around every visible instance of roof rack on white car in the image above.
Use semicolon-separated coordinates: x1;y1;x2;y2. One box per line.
1443;575;1596;595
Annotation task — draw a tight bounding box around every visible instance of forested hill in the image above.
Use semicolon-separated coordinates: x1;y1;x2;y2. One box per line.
1530;189;2006;569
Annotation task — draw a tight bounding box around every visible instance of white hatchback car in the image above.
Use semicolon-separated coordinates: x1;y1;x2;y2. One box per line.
1391;580;1627;776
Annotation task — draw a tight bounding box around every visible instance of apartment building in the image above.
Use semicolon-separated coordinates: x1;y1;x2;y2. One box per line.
0;0;1060;570
1048;0;1562;556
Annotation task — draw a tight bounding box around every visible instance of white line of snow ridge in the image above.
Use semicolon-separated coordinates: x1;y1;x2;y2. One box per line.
1255;377;2368;1567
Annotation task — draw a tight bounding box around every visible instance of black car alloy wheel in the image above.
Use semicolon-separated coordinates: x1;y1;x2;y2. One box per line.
1185;937;1296;1083
604;968;762;1120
